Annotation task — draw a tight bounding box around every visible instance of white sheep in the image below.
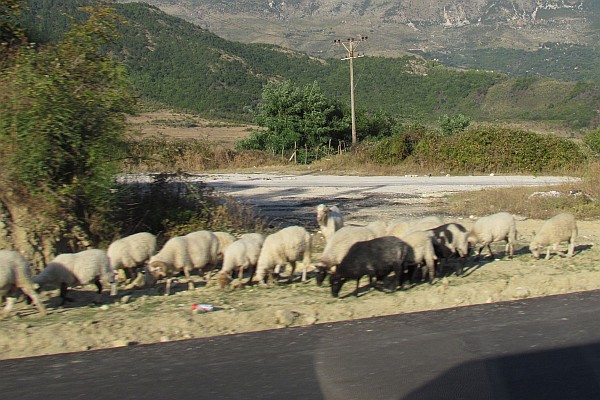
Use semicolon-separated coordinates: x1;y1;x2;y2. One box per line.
401;230;438;284
0;250;46;318
387;215;443;238
147;231;220;295
33;249;116;305
529;212;578;259
316;204;344;241
468;212;517;259
213;231;236;259
315;225;379;286
107;232;156;281
254;226;312;284
216;233;266;288
365;220;389;237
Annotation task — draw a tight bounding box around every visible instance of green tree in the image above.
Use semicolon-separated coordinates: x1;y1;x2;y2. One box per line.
439;114;471;136
0;3;134;238
239;80;348;152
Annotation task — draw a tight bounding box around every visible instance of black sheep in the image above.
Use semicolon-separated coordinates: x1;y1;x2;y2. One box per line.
329;236;409;297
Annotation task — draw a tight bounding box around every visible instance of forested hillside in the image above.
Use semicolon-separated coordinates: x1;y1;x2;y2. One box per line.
18;0;600;129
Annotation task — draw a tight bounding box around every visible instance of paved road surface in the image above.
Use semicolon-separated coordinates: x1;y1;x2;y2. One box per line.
3;289;600;399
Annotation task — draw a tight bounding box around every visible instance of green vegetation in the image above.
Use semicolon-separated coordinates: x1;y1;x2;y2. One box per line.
583;128;600;155
0;2;267;256
422;43;600;84
0;4;134;243
414;126;587;174
17;0;600;130
236;80;348;162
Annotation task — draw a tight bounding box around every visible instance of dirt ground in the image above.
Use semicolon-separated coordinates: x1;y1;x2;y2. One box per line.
1;211;598;360
1;112;598;360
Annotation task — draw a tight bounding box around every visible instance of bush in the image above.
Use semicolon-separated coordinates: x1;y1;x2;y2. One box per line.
583;128;600;155
367;126;428;165
438;114;471;136
414;126;587;173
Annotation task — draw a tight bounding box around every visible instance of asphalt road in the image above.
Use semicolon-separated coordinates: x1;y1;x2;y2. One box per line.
3;289;600;400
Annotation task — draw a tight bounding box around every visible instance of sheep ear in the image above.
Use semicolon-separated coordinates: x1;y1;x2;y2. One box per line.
330;265;337;273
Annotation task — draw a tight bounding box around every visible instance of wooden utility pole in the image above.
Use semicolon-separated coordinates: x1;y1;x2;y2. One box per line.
334;36;367;151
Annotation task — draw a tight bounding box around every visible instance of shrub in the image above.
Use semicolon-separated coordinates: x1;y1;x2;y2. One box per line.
583;128;600;155
414;126;587;173
438;114;471;136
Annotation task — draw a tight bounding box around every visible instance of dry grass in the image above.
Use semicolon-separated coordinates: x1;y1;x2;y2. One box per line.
446;162;600;219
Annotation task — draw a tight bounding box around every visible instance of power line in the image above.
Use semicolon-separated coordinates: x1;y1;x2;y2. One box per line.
334;35;367;150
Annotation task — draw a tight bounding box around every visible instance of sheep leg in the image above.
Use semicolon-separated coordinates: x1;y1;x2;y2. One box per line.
287;261;297;282
93;280;103;304
165;277;172;296
302;252;310;282
504;240;513;258
568;238;575;257
59;282;74;306
426;259;436;284
486;243;495;259
1;296;16;318
545;245;552;260
184;268;194;291
20;285;46;316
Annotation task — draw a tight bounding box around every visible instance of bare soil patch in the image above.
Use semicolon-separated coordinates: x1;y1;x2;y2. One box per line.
126;110;255;148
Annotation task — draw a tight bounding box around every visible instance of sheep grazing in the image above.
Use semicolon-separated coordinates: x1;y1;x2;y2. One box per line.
427;223;470;276
316;204;344;241
387;215;444;238
254;226;312;284
329;236;410;298
0;250;46;318
401;230;438;284
213;231;236;260
365;220;388;237
107;232;156;281
468;212;517;259
33;249;116;306
216;233;265;288
315;225;379;286
147;231;220;295
529;212;578;259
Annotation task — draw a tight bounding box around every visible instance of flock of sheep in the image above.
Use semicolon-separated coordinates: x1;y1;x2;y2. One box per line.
0;203;579;318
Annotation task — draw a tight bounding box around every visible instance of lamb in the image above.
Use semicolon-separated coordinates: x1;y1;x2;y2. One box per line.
427;223;470;276
147;230;219;295
316;204;344;241
387;215;444;238
401;230;438;284
315;225;379;286
33;249;116;305
107;232;156;281
329;236;410;297
254;226;312;284
468;212;517;259
0;250;46;318
216;233;265;288
529;212;578;259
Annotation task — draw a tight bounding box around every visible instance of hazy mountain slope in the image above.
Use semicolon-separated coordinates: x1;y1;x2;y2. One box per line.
122;0;600;58
18;1;600;129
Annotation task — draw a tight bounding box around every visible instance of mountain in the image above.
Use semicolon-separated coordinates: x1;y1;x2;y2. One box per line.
17;1;600;130
119;1;600;58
